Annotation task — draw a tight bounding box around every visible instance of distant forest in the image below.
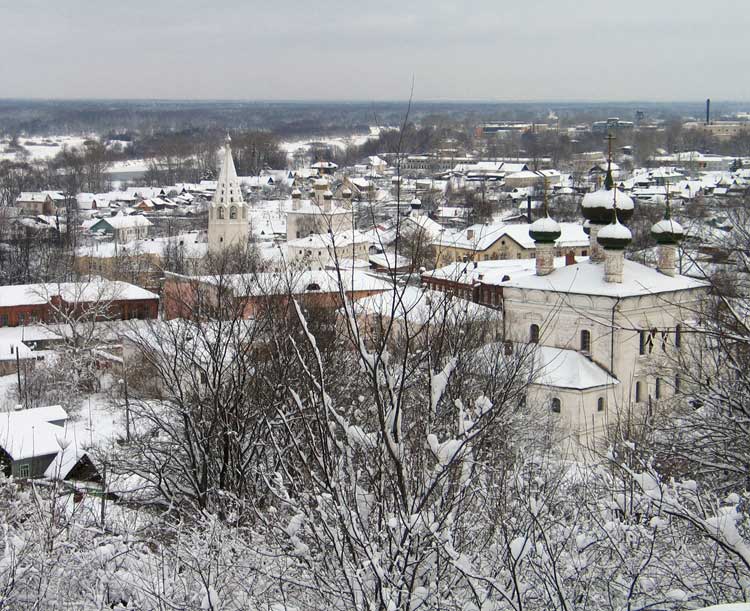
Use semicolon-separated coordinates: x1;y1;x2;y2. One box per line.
0;99;743;138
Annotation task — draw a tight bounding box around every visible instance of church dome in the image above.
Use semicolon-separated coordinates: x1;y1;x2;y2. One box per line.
581;188;635;224
529;215;562;244
323;189;333;199
651;205;684;244
410;197;422;210
597;216;632;250
341;187;352;199
291;188;302;198
582;219;591;235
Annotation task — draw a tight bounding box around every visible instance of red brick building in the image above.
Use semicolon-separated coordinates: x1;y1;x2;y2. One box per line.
0;279;159;328
163;270;391;321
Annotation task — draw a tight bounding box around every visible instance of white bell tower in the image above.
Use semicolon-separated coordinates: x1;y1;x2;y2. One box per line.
208;135;249;251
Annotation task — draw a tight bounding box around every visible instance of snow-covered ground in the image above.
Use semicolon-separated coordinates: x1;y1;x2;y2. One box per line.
280;131;377;156
0;135;90;161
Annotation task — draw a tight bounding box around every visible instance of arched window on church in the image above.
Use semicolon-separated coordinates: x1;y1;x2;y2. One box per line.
218;207;225;219
529;324;540;344
581;329;591;353
551;398;561;413
230;206;238;219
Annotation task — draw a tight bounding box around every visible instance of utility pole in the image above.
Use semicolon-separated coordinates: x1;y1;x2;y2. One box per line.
100;461;106;528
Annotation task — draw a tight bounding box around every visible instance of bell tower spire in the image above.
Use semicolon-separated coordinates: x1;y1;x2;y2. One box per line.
208;134;249;251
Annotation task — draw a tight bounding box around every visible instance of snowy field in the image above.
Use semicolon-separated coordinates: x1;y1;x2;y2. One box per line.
0;135;90;161
280;129;379;156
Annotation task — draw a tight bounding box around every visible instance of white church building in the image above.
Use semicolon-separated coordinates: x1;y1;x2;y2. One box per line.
505;178;709;452
208;136;250;252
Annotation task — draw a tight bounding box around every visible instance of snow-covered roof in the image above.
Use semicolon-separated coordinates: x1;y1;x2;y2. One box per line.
0;325;62;361
90;215;152;230
77;235;208;259
0;278;158;308
0;406;69;460
424;256;585;286
531;345;618;390
186;269;392;298
403;213;444;240
434;222;588;251
280;198;351;217
287;229;370;250
368;252;410;269
355;286;499;326
16;192;50;203
503;259;709;298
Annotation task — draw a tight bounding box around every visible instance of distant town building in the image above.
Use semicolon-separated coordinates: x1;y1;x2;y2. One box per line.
89;214;152;242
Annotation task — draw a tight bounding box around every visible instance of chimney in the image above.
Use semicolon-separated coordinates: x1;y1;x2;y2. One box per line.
527;195;532;222
706;98;711;126
565;250;576;266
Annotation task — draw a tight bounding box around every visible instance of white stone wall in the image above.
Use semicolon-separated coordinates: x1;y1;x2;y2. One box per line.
504;285;708;442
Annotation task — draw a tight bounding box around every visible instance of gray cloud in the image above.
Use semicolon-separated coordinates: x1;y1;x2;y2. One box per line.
0;0;748;101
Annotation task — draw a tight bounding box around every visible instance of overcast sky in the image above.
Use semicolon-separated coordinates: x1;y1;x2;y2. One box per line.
1;0;748;101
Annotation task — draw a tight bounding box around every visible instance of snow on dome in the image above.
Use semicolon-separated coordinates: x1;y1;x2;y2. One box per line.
597;219;632;249
323;189;333;198
410;197;422;208
529;215;562;244
581;188;635;224
651;218;685;244
291;188;302;197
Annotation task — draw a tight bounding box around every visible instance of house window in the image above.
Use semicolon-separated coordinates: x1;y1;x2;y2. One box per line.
551;398;561;413
635;381;642;403
655;378;661;400
581;330;591;353
18;463;29;478
597;397;605;412
675;324;682;349
504;341;513;356
529;324;540;344
0;314;8;327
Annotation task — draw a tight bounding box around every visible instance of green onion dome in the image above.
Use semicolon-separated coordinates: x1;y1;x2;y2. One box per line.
529;215;562;244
